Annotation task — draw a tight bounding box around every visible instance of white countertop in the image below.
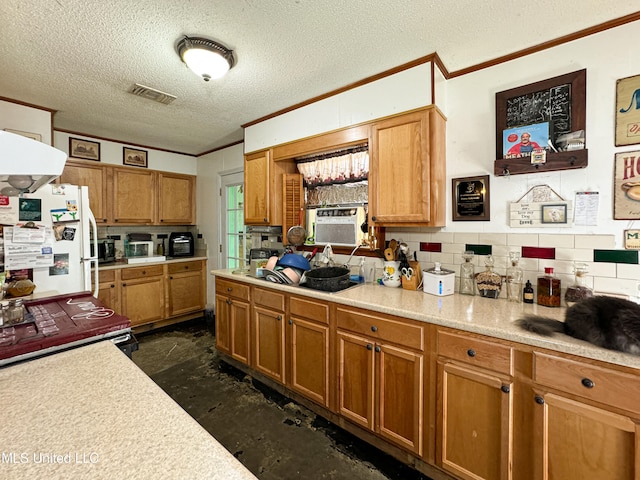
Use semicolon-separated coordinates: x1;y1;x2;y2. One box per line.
212;269;640;370
0;341;257;480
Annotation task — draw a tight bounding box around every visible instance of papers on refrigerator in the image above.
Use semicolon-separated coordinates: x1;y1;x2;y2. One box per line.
4;226;54;269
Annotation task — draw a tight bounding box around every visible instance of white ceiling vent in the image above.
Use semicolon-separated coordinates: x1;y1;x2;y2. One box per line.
129;83;177;105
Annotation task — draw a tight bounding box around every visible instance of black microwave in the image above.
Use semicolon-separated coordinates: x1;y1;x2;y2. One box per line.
169;232;194;257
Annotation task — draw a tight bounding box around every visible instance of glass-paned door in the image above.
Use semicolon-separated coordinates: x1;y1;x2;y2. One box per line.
221;172;250;270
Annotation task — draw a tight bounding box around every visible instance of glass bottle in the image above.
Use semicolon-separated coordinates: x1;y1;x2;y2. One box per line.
537;267;561;307
523;280;534;304
6;298;25;325
505;251;523;303
564;263;593;306
459;250;475;295
475;255;502;298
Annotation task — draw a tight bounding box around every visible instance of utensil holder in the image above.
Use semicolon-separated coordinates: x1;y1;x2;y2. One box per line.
401;261;422;290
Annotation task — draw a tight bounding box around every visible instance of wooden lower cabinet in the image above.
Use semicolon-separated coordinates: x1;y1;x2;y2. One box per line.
95;260;206;331
288;296;330;407
215;279;250;364
436;329;514;480
120;265;165;327
530;351;640;480
213;276;640;480
253;287;286;383
167;261;206;317
337;306;424;456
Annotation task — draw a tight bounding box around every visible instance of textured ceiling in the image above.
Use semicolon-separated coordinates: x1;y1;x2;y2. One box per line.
1;1;639;156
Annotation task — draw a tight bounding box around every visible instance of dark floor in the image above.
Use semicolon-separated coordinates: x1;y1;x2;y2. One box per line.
131;319;433;480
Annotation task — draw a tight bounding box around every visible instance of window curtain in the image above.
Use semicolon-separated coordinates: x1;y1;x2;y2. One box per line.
296;145;368;186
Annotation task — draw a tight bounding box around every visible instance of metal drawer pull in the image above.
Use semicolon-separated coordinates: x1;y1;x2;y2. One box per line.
467;348;476;357
288;319;293;325
501;385;510;394
227;287;232;292
534;395;545;405
581;378;595;389
375;346;381;353
276;315;282;321
371;325;378;332
226;299;231;305
366;344;373;350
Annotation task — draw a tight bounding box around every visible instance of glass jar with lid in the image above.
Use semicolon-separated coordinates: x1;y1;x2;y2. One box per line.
564;263;593;306
505;251;523;303
6;298;25;325
475;255;502;298
459;250;475;295
537;267;561;307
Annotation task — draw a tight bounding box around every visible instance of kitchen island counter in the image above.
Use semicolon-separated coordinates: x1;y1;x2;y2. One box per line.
0;341;257;480
213;269;640;370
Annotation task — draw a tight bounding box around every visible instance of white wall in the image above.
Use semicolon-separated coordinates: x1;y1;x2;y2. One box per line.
197;143;244;305
53;131;197;175
444;20;640;244
0;100;53;145
242;19;640;300
244;63;433;153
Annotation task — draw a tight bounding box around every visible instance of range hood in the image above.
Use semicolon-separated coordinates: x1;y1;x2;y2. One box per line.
0;130;67;196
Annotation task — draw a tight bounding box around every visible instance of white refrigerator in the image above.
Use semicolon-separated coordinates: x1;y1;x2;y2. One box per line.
2;184;98;297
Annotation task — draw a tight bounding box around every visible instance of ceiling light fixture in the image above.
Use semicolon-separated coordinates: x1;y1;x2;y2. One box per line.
176;35;235;81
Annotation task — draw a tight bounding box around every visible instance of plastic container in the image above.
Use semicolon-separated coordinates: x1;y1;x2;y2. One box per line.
537;267;561;307
423;262;455;296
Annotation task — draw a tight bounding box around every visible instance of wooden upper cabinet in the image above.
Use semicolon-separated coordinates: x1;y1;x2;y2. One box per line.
112;167;156;224
60;161;196;226
158;172;196;225
59;159;111;223
369;106;446;226
244;149;271;225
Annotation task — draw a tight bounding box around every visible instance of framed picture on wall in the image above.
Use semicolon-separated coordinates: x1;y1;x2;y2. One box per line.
452;175;490;221
614;150;640;219
123;147;148;168
4;128;42;142
69;137;100;161
615;73;640;147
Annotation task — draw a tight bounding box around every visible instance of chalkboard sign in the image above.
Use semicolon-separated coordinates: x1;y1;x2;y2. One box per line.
505;83;571;138
496;69;586;161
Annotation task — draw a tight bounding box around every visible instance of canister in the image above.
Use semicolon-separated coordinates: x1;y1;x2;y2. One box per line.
423;262;455;296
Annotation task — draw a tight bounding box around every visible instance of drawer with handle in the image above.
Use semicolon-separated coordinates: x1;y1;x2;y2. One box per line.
533;352;640;414
216;279;250;302
437;329;514;375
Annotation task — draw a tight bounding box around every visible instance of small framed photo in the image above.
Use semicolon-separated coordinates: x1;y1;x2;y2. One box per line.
4;128;42;142
541;204;567;224
123;147;148;168
69;137;100;161
452;175;490;221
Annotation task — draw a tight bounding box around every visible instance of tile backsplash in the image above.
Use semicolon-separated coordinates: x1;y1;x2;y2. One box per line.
384;230;640;302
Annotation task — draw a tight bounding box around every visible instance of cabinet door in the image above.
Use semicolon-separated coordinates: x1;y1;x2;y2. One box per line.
254;306;285;383
289;317;330;407
97;282;119;312
337;331;375;431
112;168;156;224
369;108;446;226
215;294;250;364
244;150;270;225
120;276;165;327
533;392;639;480
167;270;205;317
437;361;513;480
378;343;423;455
59;160;111;223
158;172;196;224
